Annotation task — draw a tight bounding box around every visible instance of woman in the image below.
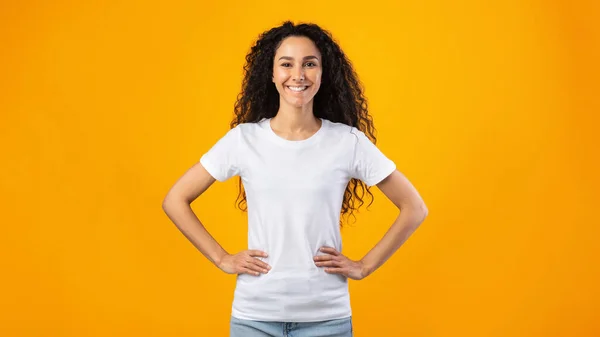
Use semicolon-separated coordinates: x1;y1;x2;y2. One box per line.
162;21;428;337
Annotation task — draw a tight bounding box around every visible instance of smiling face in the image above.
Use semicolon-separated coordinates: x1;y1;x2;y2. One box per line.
272;36;322;109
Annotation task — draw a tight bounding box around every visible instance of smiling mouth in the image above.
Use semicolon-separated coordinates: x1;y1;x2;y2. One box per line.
286;86;309;92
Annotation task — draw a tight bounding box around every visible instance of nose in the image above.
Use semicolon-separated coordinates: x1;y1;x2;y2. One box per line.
292;67;305;81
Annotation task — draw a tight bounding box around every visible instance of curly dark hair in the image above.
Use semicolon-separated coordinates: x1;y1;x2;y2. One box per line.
230;20;379;227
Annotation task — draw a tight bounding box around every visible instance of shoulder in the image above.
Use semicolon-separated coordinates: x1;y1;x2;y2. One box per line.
323;119;370;144
232;121;264;135
225;121;266;148
217;122;260;143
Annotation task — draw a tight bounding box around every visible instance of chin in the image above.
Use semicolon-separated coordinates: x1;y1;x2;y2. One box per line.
288;99;314;108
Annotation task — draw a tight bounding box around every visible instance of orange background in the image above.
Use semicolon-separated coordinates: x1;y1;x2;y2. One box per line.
1;1;599;336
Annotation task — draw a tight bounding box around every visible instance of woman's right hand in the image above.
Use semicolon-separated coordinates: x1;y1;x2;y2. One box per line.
218;250;271;276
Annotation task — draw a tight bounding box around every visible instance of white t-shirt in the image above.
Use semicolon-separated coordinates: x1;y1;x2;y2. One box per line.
199;117;396;322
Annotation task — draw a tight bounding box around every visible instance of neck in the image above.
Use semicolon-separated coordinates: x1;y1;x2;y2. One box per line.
272;102;320;132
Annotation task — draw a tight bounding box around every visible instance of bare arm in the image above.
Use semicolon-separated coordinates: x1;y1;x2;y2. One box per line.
161;162;228;266
162;162;270;275
359;170;429;277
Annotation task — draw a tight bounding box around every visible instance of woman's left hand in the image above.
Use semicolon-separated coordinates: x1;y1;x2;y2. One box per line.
314;246;368;280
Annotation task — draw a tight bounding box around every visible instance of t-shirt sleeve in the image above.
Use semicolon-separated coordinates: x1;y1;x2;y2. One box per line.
349;128;396;187
199;126;242;182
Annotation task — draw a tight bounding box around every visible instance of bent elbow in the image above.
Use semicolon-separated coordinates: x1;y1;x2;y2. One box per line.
161;198;172;214
410;203;428;225
421;203;429;218
161;194;180;212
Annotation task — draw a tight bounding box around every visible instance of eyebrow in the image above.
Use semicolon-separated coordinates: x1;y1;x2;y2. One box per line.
278;55;319;61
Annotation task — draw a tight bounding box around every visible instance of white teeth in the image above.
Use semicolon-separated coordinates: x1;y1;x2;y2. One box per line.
287;86;307;92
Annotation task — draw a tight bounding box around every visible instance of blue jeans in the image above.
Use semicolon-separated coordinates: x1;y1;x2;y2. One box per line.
230;315;353;337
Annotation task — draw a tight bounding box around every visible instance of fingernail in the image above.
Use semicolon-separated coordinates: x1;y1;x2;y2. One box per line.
267;266;271;270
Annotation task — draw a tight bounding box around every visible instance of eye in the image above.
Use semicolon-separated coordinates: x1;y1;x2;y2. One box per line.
281;63;292;67
305;62;316;67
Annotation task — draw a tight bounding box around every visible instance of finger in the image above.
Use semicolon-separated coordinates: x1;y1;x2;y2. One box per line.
248;250;268;258
245;256;269;266
324;267;346;275
241;267;261;276
243;261;266;274
313;254;334;261
315;260;340;267
319;247;340;255
248;258;271;272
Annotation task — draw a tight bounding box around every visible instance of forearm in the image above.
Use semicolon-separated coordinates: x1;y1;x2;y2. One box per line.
162;198;228;267
360;208;426;277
